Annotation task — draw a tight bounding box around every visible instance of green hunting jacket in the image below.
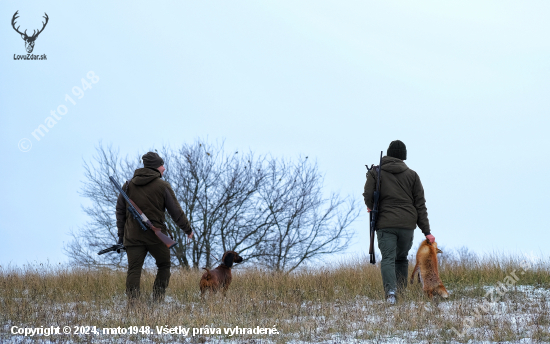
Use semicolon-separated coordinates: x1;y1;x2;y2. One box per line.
363;156;431;235
115;167;192;246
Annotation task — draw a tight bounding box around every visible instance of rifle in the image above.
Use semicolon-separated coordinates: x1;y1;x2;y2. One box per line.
366;151;383;264
98;244;126;255
109;176;178;249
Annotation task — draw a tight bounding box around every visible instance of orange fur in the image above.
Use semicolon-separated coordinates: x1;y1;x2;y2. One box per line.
410;239;449;299
199;251;243;299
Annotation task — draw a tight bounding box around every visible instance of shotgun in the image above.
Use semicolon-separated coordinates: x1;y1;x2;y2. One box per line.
109;176;178;249
366;151;383;264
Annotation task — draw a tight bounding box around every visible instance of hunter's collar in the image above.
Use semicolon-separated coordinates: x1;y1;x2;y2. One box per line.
145;167;162;178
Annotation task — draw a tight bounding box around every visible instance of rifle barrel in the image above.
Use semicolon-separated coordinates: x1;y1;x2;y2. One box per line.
109;176;132;204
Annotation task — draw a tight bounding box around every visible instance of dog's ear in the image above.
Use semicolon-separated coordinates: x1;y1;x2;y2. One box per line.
223;252;235;268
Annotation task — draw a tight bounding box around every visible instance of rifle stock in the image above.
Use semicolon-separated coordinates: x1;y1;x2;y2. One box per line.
128;199;177;249
369;212;375;259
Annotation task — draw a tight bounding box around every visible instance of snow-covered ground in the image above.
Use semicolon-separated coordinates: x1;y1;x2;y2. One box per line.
3;285;550;343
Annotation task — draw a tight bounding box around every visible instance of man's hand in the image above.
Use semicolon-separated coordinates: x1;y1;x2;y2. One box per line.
426;234;435;243
367;207;371;213
117;236;124;245
187;232;194;239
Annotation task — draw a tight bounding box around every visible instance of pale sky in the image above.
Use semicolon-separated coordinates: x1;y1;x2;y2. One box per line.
1;1;549;266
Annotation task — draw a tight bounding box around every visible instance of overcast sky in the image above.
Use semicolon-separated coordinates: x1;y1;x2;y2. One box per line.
1;1;549;266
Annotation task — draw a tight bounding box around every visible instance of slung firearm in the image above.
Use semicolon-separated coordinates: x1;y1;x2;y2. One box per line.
366;151;383;264
109;176;178;249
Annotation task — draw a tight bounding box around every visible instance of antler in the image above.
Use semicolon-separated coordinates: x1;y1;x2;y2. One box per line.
11;11;26;36
30;13;49;38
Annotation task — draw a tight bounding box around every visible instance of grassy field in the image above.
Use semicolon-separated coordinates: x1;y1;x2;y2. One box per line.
1;251;550;343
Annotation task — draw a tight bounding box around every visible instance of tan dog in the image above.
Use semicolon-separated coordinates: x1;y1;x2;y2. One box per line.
410;239;449;299
200;251;243;298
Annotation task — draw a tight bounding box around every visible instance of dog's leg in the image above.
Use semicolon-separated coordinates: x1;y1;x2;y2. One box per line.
222;285;229;297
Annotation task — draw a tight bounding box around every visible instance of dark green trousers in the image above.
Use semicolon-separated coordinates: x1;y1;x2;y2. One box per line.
377;228;414;295
126;243;171;300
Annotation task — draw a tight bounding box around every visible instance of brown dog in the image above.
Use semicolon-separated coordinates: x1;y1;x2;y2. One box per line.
200;251;243;298
410;239;449;299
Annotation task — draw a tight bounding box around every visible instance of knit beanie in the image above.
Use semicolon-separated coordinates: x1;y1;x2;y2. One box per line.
387;140;407;160
142;152;164;169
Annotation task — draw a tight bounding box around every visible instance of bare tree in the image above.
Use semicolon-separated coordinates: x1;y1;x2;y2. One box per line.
66;140;360;272
255;159;358;272
65;144;140;268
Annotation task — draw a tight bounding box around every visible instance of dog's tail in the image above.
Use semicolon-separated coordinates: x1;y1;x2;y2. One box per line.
202;267;212;280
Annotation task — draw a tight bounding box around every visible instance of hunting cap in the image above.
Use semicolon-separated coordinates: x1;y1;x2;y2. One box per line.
387;140;407;160
142;151;164;169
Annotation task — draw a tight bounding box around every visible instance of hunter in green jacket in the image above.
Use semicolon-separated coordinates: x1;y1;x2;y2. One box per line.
363;140;435;304
116;152;193;302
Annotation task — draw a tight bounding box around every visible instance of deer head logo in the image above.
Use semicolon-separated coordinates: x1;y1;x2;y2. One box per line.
12;11;49;54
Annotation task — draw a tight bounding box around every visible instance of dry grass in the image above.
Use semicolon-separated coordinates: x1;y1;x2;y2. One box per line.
1;253;550;343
